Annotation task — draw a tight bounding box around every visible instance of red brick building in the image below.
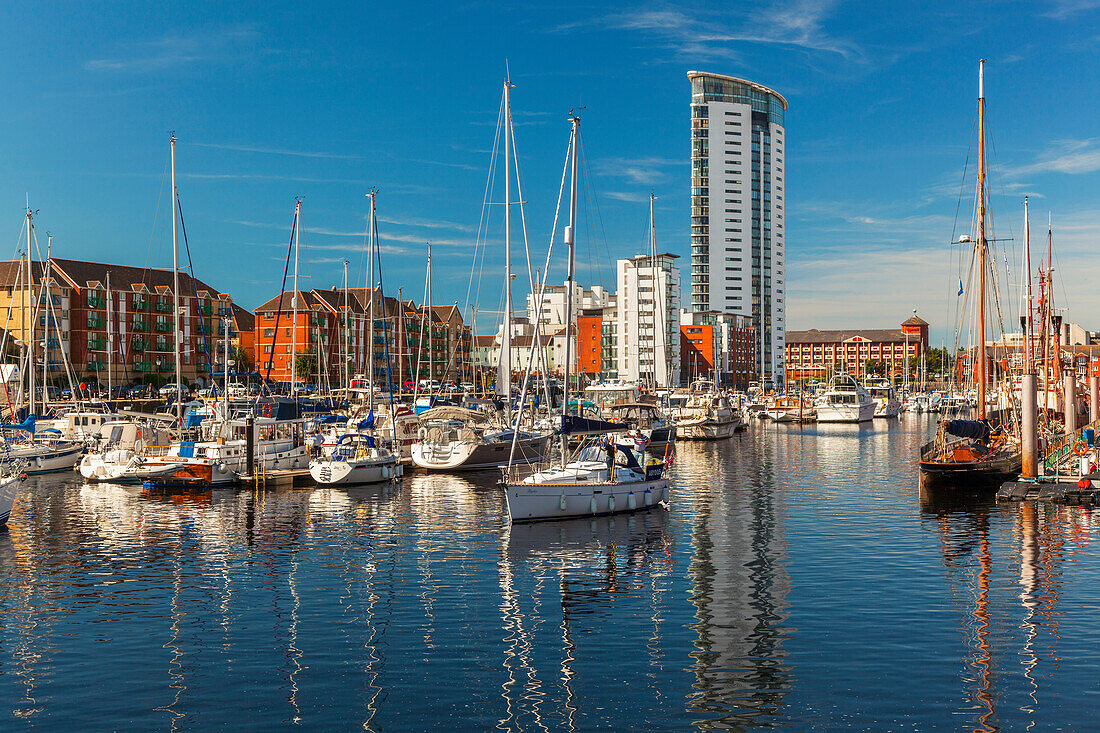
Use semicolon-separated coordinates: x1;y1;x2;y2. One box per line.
785;315;929;380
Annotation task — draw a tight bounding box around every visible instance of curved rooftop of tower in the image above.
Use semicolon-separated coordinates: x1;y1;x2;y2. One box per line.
688;71;787;122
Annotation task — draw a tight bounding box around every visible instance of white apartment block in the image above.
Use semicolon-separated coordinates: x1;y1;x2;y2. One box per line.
689;71;786;387
526;283;612;328
616;253;681;388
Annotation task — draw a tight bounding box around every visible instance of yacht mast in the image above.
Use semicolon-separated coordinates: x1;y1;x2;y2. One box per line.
562;114;580;426
367;190;377;411
1023;197;1033;374
497;77;514;405
25;207;34;415
106;272;112;398
342;259;349;396
975;59;988;422
291;198;301;394
170;134;182;429
42;235;50;401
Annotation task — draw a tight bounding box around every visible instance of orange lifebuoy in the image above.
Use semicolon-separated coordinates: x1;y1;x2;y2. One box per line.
262;403;273;418
1073;440;1089;456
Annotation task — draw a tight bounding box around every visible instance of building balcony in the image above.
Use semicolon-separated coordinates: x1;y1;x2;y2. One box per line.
198;304;214;316
86;360;107;371
158;362;174;373
155;299;172;312
132;361;156;372
86;295;106;308
155;321;172;332
87;317;106;329
87;338;107;351
132;298;151;311
131;339;150;352
131;319;152;331
153;340;170;352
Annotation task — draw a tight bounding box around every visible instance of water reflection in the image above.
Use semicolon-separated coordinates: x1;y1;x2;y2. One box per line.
676;439;792;730
919;487;1086;733
2;417;1100;728
500;511;673;733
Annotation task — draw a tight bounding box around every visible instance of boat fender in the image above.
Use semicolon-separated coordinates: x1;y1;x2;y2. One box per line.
559;494;567;511
382;466;391;479
608;495;615;512
35;456;41;468
627;492;636;510
644;488;652;506
216;462;229;474
1073;440;1089;456
660;485;666;502
589;496;597;514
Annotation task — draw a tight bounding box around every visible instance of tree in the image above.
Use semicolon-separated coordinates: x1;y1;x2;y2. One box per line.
294;350;317;381
232;346;254;373
864;359;885;376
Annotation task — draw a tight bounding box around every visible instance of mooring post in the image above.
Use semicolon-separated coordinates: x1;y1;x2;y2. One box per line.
1090;374;1099;426
1064;373;1076;434
1021;373;1038;479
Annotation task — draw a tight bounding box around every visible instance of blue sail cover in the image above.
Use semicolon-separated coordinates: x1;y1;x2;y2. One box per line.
559;415;621;435
944;420;991;442
358;409;375;430
1;415;35;434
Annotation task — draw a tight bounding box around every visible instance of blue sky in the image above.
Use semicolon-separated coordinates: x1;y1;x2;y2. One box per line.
2;1;1100;341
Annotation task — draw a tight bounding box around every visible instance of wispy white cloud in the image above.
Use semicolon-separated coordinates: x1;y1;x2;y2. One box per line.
576;0;861;62
192;142;367;160
1007;138;1100;176
85;27;265;72
604;191;650;203
596;156;685;184
377;215;475;232
1044;0;1100;18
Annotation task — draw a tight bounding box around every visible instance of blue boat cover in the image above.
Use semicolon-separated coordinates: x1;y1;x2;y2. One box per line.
178;441;196;458
357;409;375;430
560;415;621;435
944;420;991;442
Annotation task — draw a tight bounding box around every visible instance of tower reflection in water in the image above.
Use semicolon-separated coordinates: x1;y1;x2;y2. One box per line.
677;438;792;730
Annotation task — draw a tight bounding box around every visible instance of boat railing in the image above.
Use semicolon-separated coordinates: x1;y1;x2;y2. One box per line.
1042;416;1100;475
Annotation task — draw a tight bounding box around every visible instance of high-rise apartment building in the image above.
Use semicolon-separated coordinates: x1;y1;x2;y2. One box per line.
616;253;681;388
689;71;787;386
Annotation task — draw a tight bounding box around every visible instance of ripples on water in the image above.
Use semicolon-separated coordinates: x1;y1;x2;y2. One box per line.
0;414;1098;730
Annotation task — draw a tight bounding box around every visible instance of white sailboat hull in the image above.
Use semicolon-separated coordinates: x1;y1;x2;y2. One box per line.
0;473;22;525
816;402;877;423
412;434;549;471
309;458;403;485
506;477;669;522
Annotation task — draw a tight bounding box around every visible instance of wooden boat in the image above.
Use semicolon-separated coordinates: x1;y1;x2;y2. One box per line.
919;61;1021;485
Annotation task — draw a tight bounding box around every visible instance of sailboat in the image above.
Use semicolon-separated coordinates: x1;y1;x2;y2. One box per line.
310;190;403;485
920;60;1022;484
2;209;83;474
504;113;670;522
411;76;549;471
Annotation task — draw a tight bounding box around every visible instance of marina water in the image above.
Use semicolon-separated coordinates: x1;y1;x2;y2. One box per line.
0;413;1096;730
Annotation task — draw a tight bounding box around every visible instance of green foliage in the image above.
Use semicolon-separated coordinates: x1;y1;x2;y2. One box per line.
294;350;317;380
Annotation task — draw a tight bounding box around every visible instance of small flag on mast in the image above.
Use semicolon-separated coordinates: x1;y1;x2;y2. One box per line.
957;280;964;296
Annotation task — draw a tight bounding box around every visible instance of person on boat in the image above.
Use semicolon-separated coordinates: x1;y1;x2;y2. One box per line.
603;436;615;480
310;430;324;458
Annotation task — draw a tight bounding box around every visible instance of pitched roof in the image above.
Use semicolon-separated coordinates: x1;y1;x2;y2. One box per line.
0;258;227;297
231;303;255;331
474;335;497;347
902;315;929;326
786;328;911;344
253;290;326;313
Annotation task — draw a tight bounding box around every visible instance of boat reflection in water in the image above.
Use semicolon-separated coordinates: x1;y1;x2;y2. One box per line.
500;510;673;732
920;486;1079;732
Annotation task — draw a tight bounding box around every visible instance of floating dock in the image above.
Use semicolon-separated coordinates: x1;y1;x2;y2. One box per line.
238;467;314;488
997;478;1100;504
